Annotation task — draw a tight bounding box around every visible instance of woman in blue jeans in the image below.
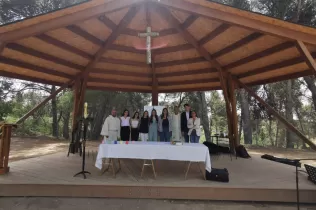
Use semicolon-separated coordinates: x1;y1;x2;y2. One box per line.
158;108;172;142
187;111;201;143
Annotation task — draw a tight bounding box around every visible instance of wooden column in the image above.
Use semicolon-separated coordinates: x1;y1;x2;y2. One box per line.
0;124;16;175
234;77;316;151
151;58;159;106
228;74;239;149
71;78;84;131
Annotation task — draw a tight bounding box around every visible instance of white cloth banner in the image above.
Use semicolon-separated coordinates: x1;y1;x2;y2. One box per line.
95;142;212;172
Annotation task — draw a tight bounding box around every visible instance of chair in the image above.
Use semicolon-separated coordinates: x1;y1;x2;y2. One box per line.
305;164;316;184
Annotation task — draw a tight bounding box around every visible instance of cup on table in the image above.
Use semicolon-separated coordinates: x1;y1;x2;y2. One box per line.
114;140;117;144
125;141;129;144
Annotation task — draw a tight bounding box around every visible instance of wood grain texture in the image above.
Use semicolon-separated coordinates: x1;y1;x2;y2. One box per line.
296;40;316;75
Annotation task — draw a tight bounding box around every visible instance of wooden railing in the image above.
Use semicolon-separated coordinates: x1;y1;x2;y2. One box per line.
0;123;16;175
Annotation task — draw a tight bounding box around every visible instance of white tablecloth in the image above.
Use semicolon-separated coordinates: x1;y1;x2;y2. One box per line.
95;142;211;172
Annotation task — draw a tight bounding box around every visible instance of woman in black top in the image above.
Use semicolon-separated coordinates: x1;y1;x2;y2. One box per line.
139;111;149;141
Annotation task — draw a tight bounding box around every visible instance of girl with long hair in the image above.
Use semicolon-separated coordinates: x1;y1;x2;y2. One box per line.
187;111;201;143
130;111;140;141
148;109;158;141
120;109;130;141
158;108;172;142
139;111;149;141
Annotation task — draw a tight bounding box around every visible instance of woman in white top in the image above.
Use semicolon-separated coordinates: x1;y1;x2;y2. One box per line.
187;111;201;143
120;109;130;141
130;111;140;141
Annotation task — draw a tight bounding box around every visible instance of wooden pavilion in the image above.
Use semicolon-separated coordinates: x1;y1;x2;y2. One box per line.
1;0;316;175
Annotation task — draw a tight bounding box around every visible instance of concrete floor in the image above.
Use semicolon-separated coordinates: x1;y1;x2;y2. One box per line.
0;198;316;210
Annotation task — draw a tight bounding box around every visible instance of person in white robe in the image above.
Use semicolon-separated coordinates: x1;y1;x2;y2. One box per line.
100;108;121;142
171;106;182;142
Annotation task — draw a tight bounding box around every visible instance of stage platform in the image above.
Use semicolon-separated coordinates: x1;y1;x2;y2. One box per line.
0;150;315;203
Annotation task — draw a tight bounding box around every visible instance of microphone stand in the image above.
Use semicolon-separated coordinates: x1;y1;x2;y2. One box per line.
74;117;93;179
293;158;316;210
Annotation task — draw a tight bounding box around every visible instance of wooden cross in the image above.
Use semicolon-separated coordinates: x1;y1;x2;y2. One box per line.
138;26;159;64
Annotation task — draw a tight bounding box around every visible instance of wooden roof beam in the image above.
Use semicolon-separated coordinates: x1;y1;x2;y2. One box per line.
36;34;94;60
88;86;151;93
237;51;316;79
0;42;5;55
296;40;316;76
234;76;316;151
155;57;205;68
89;78;151;86
198;24;230;46
99;57;148;67
156;68;216;78
90;68;151;78
224;41;294;70
0;56;74;79
154;0;316;45
0;0;145;43
213;32;263;58
244;70;312;87
0;70;65;87
158;78;219;86
153;44;192;55
66;25;103;46
160;86;220;93
6;43;85;71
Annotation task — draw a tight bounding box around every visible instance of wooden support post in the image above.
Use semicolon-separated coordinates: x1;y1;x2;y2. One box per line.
228;74;239;149
151;58;159;106
0;124;16;175
0;42;6;55
234;77;316;151
296;40;316;76
72;78;84;131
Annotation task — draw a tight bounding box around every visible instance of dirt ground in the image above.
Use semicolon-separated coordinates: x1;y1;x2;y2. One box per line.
0;197;315;210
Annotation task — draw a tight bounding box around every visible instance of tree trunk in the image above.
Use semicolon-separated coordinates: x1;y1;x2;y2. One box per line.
197;92;211;142
285;80;295;148
304;76;316;112
62;112;70;140
268;119;274;146
51;85;58;138
240;89;252;144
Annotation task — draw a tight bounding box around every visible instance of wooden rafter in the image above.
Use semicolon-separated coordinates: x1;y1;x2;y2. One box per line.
0;56;74;79
156;68;217;78
99;57;148;67
6;43;85;71
296;40;316;76
0;42;5;55
155;57;205;68
237;51;316;79
154;0;316;45
89;78;151;86
0;0;144;43
36;34;94;60
88;86;151;93
213;32;263;58
158;78;218;86
161;86;220;93
153;44;193;54
224;41;294;70
234;77;316;151
66;25;103;46
0;71;65;87
90;68;151;78
198;23;230;46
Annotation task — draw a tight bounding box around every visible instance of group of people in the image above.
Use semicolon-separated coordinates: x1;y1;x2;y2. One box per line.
100;104;201;143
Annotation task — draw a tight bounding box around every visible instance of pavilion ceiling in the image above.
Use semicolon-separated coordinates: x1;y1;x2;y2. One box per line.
0;0;316;93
